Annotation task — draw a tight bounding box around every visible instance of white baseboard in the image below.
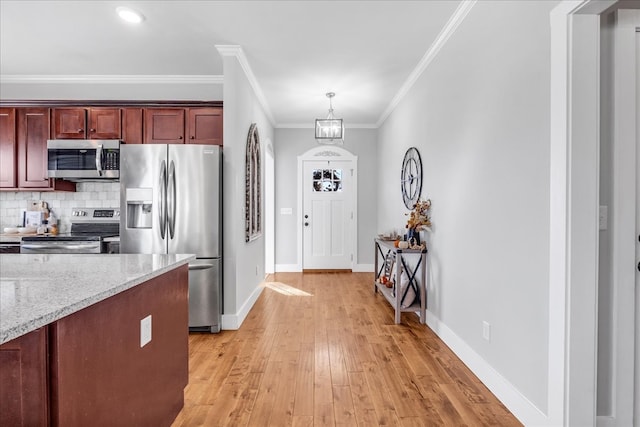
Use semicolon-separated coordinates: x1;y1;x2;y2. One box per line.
596;416;615;427
275;263;302;272
352;263;374;272
424;311;549;426
221;284;264;330
275;263;373;272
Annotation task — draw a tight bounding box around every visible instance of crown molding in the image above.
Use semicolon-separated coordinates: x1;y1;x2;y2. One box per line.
376;0;477;127
0;74;223;85
216;45;276;126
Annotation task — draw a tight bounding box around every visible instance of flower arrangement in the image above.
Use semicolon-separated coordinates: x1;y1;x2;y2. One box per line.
406;199;432;231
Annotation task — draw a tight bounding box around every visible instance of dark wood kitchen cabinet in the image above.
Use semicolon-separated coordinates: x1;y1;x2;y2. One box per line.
144;107;222;145
52;107;121;139
144;108;185;144
15;108;75;191
122;107;144;144
0;108;17;188
0;328;49;427
187;107;223;145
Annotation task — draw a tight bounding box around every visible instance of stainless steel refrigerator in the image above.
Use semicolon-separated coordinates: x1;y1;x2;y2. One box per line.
120;144;222;333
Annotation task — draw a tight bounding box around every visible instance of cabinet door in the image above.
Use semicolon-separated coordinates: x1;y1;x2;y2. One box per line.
0;328;49;427
0;108;17;188
52;108;86;139
144;108;185;144
122;108;143;144
18;109;51;188
187;107;222;145
88;108;121;139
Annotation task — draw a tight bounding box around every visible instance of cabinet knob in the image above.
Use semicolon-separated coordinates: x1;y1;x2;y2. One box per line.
190;136;195;139
78;129;84;133
304;222;309;227
90;128;96;132
178;136;183;140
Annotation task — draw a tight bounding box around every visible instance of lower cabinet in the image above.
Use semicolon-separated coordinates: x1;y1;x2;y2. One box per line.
0;328;49;427
0;266;189;426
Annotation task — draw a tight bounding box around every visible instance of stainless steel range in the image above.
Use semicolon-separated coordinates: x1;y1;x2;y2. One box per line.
20;207;120;254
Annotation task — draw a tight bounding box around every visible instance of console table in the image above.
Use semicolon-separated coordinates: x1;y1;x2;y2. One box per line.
374;238;427;324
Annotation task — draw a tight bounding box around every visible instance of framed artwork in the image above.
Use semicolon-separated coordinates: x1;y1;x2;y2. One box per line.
245;123;262;242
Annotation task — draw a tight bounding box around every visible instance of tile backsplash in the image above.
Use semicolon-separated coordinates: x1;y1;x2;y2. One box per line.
0;183;120;233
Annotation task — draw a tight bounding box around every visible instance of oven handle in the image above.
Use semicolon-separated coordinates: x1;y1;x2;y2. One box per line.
95;144;104;177
21;244;101;250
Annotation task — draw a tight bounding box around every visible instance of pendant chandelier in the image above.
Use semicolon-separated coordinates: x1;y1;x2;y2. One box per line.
315;92;344;144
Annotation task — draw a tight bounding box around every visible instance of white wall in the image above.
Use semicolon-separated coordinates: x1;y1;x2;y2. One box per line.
220;54;273;328
597;10;615;417
273;128;377;270
0;82;222;101
376;0;556;414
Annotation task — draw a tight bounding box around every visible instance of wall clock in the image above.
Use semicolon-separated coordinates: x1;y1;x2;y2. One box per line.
401;147;423;209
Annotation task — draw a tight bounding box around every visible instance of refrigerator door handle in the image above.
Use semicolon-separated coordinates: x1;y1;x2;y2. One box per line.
167;160;176;240
188;264;214;271
159;160;167;239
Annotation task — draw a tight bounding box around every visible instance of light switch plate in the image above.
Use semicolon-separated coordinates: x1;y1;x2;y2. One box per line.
140;315;152;348
599;206;608;230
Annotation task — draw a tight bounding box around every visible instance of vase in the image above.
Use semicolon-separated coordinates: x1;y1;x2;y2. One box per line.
407;228;420;245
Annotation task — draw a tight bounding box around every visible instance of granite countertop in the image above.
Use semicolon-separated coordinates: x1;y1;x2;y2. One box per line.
0;253;195;344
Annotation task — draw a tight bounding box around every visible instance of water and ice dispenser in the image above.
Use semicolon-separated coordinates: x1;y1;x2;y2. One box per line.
125;188;153;229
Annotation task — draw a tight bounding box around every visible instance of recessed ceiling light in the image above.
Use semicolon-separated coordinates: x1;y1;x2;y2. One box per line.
116;6;144;24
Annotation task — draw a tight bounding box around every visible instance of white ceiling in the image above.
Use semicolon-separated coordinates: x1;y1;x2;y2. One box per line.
0;0;463;127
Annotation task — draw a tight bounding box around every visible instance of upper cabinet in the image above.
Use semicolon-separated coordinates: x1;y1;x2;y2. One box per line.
144;108;185;144
52;108;121;139
187;107;223;145
13;108;74;191
0;108;17;188
144;107;223;145
122;108;144;144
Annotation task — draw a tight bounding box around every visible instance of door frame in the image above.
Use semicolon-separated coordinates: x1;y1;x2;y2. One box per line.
609;9;640;427
548;1;618;426
265;141;275;274
297;146;358;271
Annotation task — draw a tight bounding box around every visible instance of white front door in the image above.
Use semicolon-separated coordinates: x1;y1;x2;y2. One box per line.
302;159;353;269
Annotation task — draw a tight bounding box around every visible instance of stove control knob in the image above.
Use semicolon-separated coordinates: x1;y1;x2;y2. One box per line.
72;210;78;216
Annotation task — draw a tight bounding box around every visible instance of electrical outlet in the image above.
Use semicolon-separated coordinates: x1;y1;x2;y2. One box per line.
482;321;491;342
140;315;152;348
599;206;608;230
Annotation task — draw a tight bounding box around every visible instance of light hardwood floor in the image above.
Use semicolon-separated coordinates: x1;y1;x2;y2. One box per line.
171;272;522;426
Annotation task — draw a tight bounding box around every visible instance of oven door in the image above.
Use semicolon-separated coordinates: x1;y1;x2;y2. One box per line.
21;240;103;254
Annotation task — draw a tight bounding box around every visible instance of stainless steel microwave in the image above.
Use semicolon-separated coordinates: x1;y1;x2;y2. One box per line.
47;139;122;180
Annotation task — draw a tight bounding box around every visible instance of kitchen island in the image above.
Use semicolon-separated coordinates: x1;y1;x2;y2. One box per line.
0;253;194;427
